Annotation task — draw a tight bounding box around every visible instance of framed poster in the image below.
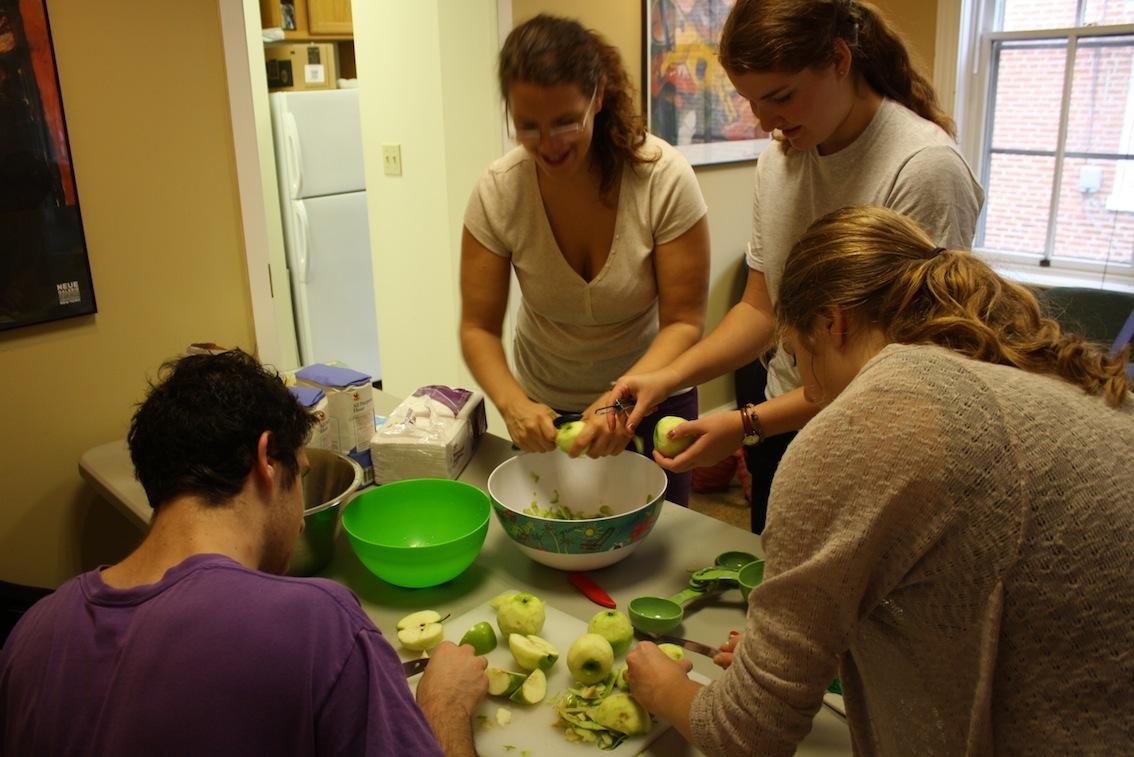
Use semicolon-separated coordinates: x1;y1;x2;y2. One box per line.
645;0;771;166
0;0;94;332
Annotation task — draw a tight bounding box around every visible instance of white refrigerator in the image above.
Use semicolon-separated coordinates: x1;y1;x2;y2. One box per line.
270;89;381;382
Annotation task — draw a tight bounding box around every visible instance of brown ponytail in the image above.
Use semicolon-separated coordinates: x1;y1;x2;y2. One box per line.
718;0;955;139
777;207;1131;407
499;14;654;200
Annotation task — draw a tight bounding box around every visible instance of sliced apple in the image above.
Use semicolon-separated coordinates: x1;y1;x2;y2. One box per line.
485;667;528;697
509;633;559;671
496;707;512;726
396;610;444;651
508;668;548;705
459;621;498;655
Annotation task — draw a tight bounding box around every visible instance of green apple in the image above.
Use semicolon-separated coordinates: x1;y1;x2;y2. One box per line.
486;667;527;697
496;592;545;636
509;668;548;705
653;416;693;458
589;692;651;735
459;621;497;655
567;633;615;685
509;633;559;671
613;664;629;691
587;609;634;657
658;642;685;661
496;707;512;726
489;591;514;610
555;421;590;455
395;610;444;651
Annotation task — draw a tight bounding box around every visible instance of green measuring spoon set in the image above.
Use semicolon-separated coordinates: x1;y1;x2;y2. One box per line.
628;551;765;635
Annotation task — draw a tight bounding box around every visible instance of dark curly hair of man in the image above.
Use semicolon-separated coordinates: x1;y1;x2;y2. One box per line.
127;350;315;509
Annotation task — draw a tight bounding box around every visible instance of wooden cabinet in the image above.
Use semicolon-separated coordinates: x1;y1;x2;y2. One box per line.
307;0;353;35
260;0;352;39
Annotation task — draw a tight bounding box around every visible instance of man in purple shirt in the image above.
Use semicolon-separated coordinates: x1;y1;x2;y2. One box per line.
0;351;488;756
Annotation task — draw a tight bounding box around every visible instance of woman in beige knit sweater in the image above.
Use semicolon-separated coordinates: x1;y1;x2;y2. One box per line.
625;206;1134;755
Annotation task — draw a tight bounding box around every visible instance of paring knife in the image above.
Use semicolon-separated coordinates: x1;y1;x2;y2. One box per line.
568;572;616;608
640;633;718;658
402;657;430;678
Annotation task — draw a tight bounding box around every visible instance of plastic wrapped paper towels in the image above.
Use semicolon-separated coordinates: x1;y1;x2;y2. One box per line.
370;385;487;483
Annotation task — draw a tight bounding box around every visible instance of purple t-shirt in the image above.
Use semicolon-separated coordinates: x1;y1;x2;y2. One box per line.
0;554;443;756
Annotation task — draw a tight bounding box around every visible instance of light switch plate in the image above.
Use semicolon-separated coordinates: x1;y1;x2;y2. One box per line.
382;144;402;176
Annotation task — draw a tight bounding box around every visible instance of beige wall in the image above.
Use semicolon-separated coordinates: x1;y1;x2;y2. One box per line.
874;0;938;79
0;1;255;587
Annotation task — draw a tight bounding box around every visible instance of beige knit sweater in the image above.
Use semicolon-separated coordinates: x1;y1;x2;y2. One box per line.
690;344;1134;755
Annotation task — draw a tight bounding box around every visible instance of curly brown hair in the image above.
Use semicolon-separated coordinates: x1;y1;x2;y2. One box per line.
498;14;655;200
777;207;1131;408
719;0;954;142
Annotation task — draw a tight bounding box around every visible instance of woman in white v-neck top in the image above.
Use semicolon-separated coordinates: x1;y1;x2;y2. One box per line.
460;14;710;505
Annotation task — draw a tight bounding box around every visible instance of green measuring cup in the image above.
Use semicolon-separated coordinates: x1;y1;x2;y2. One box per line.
628;584;716;635
628;551;761;634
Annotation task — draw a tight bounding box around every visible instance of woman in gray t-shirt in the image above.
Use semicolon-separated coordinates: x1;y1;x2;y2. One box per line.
611;0;983;529
460;15;710;505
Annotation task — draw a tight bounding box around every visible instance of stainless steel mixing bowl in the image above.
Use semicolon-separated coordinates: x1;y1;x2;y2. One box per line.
286;448;363;576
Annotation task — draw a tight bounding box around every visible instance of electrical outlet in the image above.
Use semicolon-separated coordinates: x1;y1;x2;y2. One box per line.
382;144;402;176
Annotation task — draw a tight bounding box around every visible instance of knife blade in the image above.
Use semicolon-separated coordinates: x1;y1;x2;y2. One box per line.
402;657;430;678
568;572;616;608
641;633;718;658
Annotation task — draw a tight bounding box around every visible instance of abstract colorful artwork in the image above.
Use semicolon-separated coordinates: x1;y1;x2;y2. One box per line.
646;0;770;165
0;0;94;332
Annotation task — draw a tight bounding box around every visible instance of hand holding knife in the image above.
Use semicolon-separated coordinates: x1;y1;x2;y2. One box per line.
635;630;718;658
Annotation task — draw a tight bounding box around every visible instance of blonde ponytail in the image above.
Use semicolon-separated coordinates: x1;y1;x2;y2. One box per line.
778;207;1131;407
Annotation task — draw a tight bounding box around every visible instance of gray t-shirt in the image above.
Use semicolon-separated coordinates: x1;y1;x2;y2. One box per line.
748;99;984;398
464;134;707;411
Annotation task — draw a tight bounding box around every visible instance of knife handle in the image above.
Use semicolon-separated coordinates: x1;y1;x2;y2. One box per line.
568;572;616;608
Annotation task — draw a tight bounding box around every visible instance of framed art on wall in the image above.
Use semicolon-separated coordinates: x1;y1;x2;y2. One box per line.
0;0;94;332
645;0;771;166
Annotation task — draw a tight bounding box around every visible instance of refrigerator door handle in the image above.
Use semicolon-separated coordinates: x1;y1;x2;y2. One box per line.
284;112;303;198
294;201;311;284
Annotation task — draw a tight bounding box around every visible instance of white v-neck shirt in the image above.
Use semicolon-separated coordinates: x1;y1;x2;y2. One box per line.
464;134;707;411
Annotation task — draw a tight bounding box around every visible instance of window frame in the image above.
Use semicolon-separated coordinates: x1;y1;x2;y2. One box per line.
943;0;1134;290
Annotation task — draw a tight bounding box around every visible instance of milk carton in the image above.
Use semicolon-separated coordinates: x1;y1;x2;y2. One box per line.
295;364;374;475
288;385;333;452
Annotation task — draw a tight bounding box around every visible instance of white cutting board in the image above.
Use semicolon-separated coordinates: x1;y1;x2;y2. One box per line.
405;591;707;756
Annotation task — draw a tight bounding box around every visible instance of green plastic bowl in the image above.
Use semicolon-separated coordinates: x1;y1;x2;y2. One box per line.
341;479;490;588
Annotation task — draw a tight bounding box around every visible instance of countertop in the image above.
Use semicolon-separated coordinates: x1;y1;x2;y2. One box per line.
79;390;853;756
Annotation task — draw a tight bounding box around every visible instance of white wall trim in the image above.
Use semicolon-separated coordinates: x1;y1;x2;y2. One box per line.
217;0;299;369
934;0;964;119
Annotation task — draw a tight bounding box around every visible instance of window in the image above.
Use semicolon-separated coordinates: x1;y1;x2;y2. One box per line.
950;0;1134;289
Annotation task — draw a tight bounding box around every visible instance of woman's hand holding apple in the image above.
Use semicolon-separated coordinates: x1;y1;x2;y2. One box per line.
625;641;699;723
565;395;634;457
608;367;680;434
651;410;745;473
502;397;558;452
